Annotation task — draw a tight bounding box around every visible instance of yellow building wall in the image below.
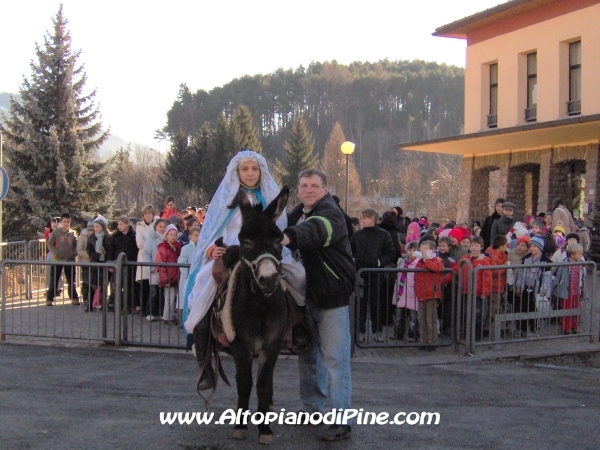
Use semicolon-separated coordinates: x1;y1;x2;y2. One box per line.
464;3;600;133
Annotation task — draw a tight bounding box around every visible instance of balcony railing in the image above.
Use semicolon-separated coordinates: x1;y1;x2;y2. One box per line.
487;114;497;128
567;100;581;115
524;107;537;122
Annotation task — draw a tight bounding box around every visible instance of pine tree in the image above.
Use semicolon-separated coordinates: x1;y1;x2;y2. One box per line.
229;104;262;154
162;129;192;203
320;122;362;215
275;116;318;203
0;5;111;239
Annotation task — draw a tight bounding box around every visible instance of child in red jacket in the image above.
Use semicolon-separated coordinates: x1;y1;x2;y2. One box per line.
156;224;182;325
454;236;491;340
485;235;509;335
415;240;445;344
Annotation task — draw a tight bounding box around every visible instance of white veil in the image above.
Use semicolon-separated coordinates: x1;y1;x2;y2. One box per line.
184;150;287;303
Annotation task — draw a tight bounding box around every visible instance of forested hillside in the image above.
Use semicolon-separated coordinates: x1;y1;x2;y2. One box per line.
163;59;464;183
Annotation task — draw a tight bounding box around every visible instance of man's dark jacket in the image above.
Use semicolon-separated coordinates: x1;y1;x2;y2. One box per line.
490;215;516;241
351;226;396;270
285;193;356;309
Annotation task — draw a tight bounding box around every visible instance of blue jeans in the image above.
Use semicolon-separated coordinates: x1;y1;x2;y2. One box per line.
298;304;352;425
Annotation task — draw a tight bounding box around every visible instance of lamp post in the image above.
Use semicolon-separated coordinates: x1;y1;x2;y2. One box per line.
340;141;355;212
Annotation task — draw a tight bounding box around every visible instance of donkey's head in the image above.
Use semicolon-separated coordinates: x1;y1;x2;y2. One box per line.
237;186;289;296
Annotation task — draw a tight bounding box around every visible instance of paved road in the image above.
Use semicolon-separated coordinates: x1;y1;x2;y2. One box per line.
1;342;599;450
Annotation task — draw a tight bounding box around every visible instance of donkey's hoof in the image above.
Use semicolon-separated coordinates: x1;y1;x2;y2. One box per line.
259;434;274;445
233;428;247;440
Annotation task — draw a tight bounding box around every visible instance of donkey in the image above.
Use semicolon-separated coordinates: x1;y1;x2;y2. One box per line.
196;186;290;444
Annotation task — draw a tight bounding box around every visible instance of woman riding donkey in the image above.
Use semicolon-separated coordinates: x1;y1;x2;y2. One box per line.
183;150;308;391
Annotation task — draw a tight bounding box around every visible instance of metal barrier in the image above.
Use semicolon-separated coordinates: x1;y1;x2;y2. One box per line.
353;266;457;348
466;260;597;354
451;258;474;353
119;259;189;349
0;259;120;346
26;239;47;299
0;241;29;300
1;246;597;355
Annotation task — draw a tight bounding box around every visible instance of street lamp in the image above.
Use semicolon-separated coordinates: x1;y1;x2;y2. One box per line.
340;141;355;212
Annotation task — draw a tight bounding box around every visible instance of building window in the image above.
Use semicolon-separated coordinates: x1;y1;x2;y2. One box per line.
488;63;498;127
525;53;537;122
568;41;581;115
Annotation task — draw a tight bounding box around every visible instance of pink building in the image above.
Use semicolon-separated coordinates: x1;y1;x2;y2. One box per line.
400;0;600;246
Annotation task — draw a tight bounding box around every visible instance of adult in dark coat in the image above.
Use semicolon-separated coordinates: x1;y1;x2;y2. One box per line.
481;198;505;250
379;211;402;262
392;206;406;235
109;216;139;311
282;169;355;442
352;209;397;342
331;195;354;241
490;201;517;239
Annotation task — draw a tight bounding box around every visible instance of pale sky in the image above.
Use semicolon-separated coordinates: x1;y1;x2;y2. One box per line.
1;0;507;149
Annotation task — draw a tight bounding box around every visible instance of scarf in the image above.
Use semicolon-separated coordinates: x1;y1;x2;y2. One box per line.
95;231;105;253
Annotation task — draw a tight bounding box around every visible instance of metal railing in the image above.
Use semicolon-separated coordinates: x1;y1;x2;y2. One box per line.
1;249;598;356
119;258;190;349
524;106;537;122
465;260;597;355
567;99;581;115
353;266;457;348
1;259;121;346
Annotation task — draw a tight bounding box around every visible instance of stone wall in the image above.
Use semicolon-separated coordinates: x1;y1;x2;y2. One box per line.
458;144;600;226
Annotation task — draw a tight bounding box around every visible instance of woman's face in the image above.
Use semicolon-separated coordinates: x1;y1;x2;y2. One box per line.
143;211;154;223
190;231;200;244
238;160;261;187
51;221;57;230
155;222;166;235
545;214;553;225
165;229;177;243
93;223;103;234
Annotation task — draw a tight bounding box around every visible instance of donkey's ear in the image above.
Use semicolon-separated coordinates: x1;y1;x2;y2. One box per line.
265;185;289;223
235;187;252;212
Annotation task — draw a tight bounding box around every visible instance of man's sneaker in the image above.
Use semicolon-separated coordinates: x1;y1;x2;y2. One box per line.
374;333;385;343
358;333;365;343
71;299;80;305
513;330;522;338
528;331;536;338
46;300;54;306
321;425;351;441
146;315;157;322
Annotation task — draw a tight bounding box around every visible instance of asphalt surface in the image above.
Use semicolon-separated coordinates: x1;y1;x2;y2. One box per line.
1;342;599;450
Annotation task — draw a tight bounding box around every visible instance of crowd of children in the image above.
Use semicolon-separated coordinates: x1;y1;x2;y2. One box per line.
350;199;591;345
44;199;204;325
44;196;592;340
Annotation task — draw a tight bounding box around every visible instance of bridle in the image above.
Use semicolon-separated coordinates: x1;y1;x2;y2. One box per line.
242;252;282;297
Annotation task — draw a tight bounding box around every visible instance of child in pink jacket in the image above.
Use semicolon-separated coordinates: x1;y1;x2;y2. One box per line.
393;241;420;342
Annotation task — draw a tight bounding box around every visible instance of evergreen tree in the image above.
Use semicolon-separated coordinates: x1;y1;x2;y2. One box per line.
320;122;362;215
275;116;318;203
0;5;111;239
229;104;262;154
162;129;193;204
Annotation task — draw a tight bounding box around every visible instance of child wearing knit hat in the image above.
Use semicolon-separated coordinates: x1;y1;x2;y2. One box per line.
513;236;552;338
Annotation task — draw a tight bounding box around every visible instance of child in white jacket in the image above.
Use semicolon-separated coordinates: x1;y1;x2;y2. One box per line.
177;227;200;319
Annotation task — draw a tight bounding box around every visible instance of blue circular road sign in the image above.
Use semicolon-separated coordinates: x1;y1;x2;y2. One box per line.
0;167;9;201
